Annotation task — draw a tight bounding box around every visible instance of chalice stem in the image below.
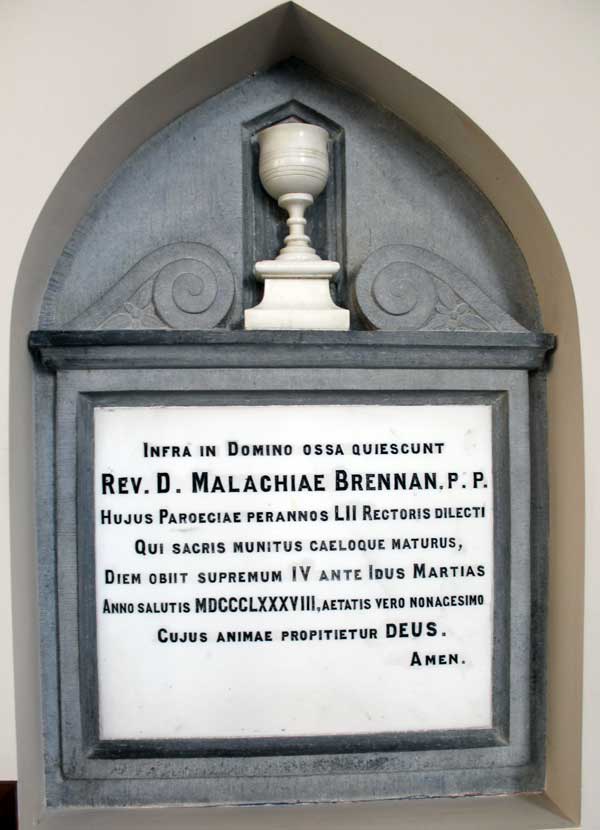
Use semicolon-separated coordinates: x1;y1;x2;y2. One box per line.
278;193;316;260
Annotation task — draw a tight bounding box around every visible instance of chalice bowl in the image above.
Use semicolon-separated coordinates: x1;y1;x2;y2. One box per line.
258;122;330;262
244;121;349;330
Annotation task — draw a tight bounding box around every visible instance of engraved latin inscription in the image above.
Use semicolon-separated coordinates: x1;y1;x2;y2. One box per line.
94;404;494;740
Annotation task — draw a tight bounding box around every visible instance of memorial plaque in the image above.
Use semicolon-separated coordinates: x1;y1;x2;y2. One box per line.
94;403;494;741
28;60;553;810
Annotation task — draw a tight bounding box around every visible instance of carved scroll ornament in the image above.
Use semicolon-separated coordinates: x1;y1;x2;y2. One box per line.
70;243;235;330
355;245;527;333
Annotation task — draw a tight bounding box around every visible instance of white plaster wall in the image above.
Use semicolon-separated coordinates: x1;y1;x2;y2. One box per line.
1;0;599;826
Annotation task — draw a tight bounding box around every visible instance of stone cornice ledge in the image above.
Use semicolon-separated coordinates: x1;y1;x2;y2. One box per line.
28;329;555;372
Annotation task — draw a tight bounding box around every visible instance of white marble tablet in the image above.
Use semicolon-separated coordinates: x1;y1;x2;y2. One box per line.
94;403;494;741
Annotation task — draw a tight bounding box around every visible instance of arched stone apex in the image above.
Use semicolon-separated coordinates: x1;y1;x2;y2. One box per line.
40;59;540;334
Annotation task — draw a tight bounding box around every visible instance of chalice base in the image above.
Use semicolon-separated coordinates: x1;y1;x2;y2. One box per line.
244;276;349;331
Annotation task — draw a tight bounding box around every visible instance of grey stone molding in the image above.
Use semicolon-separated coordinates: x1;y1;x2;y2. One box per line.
29;330;555;372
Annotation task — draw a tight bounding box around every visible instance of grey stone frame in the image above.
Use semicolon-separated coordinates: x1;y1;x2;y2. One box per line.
29;331;549;808
75;386;509;764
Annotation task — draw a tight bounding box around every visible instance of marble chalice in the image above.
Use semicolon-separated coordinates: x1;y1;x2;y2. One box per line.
244;121;349;330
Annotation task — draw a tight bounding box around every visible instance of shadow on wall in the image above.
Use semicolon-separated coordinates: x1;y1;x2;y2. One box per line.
0;782;17;828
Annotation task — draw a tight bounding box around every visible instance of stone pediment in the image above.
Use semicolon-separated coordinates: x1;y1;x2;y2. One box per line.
38;61;541;333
